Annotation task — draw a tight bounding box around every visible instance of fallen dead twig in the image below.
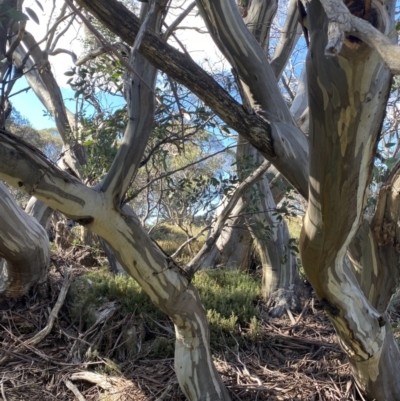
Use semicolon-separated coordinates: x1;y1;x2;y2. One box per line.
1;382;8;401
0;267;72;365
64;379;86;401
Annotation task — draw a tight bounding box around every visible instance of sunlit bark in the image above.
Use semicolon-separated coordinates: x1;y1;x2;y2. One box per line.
1;0;400;398
299;0;400;397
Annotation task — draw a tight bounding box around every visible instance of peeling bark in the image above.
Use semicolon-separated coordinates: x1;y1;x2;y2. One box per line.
299;0;400;397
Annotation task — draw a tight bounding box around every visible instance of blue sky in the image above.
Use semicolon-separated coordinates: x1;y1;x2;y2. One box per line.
10;76;126;130
11;76;75;129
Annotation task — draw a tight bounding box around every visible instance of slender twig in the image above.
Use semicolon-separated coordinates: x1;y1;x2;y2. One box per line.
64;380;86;401
185;159;271;277
64;0;160;98
163;1;196;40
170;225;210;259
127;145;235;201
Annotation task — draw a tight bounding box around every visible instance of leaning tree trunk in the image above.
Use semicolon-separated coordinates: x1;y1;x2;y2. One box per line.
299;0;400;398
0;183;50;296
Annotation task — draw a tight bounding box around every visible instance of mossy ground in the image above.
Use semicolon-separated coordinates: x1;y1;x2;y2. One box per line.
69;268;262;356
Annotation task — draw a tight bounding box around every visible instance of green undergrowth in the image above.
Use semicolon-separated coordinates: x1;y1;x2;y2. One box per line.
193;270;261;347
68;268;262;357
150;223;206;263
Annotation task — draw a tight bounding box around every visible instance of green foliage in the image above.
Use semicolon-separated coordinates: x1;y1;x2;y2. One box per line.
193;270;261;325
0;5;28;23
69;268;261;353
69;268;165;327
285;217;302;239
151;223;206;262
78;110;124;182
193;270;261;347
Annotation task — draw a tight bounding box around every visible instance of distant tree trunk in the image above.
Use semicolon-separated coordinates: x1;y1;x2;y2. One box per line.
98;237;127;275
199;198;253;271
237;141;301;316
25;197;53;230
80;226;95;246
199;163;288;273
0;183;49;296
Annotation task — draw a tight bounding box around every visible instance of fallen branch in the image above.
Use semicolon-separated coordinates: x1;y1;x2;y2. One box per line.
64;379;86;401
0;268;72;365
70;371;135;401
70;371;134;390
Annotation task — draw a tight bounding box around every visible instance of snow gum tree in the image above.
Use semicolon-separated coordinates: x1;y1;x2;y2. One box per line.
0;0;400;400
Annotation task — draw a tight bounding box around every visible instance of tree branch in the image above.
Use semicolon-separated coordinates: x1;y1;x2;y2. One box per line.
76;0;277;161
127;145;235;201
163;1;196;40
185;158;271;277
319;0;400;75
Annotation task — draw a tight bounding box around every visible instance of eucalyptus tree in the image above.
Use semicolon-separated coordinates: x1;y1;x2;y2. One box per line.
0;0;400;401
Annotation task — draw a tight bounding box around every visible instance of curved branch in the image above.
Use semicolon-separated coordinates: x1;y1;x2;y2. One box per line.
76;0;276;161
319;0;400;75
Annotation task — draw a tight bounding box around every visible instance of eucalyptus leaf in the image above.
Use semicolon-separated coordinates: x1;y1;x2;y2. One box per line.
34;0;44;12
25;7;39;24
6;9;29;22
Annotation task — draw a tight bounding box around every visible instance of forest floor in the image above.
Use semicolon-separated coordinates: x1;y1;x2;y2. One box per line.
0;249;399;401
